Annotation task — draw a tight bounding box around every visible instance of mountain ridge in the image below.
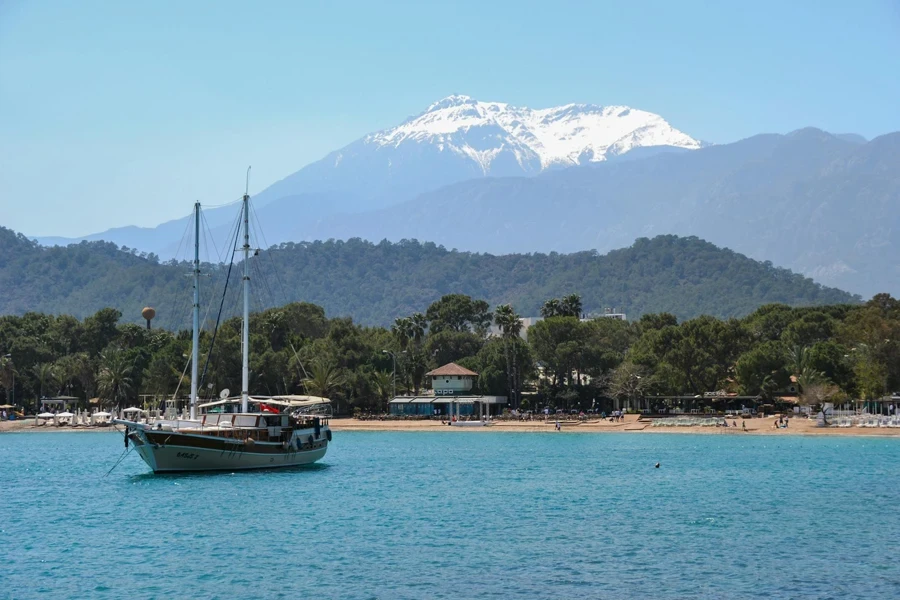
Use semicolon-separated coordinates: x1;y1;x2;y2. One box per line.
3;225;859;328
34;95;701;252
267;128;899;298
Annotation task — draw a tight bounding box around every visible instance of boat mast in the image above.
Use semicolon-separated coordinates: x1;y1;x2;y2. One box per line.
190;201;200;420
241;175;251;413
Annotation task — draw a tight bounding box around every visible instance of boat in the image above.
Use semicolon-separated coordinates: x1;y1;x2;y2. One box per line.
114;187;332;473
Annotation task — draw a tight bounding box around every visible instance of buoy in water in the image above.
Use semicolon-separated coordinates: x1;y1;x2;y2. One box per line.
655;462;660;468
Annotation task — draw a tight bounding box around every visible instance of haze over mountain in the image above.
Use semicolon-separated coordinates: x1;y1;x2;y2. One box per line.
255;128;900;299
2;228;856;328
33;97;899;299
36;95;701;252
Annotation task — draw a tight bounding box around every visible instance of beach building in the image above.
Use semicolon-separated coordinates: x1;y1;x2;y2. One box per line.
489;310;627;338
587;308;627;321
389;362;507;417
40;396;78;412
488;316;542;339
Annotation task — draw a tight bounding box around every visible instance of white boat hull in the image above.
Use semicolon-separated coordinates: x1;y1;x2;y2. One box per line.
125;425;330;473
134;441;328;472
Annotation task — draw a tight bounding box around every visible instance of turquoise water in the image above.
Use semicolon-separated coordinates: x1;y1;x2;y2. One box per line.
2;431;900;599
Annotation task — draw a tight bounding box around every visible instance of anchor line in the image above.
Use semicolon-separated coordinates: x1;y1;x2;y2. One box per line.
105;446;133;477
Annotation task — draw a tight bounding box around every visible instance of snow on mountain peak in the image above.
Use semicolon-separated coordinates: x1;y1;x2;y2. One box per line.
367;96;701;173
426;94;477;111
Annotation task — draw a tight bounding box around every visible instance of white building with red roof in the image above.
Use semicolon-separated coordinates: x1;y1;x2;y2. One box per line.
389;362;507;418
426;362;478;396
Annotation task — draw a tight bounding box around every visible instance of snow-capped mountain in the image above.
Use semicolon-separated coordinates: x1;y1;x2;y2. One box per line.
36;95;702;255
237;94;703;217
368;94;701;173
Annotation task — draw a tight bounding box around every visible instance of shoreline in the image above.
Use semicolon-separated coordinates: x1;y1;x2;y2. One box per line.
0;420;119;433
4;415;900;438
333;414;900;437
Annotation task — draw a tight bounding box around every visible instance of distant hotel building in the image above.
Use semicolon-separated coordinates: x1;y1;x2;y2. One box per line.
589;308;628;321
489;308;627;338
388;363;507;417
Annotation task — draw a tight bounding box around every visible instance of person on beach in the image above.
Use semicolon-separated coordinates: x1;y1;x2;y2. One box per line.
742;420;746;431
555;420;561;431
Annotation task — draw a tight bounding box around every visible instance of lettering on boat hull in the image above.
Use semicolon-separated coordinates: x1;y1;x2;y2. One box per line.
129;429;329;473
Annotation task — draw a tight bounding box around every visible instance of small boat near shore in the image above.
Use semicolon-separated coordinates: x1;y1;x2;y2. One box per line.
120;409;331;472
115;185;331;473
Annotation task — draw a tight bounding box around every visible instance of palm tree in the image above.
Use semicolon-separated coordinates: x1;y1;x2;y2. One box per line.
32;363;58;406
302;360;345;399
72;353;96;401
53;355;78;398
372;370;394;413
540;298;562;319
143;356;177;402
392;317;412;351
405;350;428;395
0;356;16;408
494;304;523;408
409;313;427;346
97;348;134;410
785;345;826;392
561;293;583;318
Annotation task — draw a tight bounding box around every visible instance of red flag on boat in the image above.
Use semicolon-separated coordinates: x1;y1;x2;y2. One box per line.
259;403;280;414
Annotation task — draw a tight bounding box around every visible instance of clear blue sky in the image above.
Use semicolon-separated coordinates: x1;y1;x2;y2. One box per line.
2;0;899;237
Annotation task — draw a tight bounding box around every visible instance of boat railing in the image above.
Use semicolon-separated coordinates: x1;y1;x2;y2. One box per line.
292;404;333;419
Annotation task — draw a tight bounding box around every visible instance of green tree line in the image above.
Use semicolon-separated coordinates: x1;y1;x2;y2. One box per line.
1;292;896;416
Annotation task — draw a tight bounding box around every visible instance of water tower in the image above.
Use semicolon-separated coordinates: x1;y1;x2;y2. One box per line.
142;307;156;330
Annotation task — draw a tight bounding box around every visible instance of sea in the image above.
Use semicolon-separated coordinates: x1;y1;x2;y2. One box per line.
2;430;900;599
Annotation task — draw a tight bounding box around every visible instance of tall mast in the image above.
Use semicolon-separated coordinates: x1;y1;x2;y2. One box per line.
241;183;251;413
190;201;200;420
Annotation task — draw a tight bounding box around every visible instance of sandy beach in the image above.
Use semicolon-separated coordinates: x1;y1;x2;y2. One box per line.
4;414;900;437
327;414;900;437
0;420;119;433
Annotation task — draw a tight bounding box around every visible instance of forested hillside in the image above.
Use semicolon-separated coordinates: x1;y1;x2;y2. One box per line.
289;129;900;297
1;226;858;328
1;294;897;416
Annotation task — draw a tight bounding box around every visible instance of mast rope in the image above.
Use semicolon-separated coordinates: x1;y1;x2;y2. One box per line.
197;204;243;393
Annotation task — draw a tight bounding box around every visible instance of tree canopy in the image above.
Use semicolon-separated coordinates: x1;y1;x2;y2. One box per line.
0;228;858;329
0;254;893;417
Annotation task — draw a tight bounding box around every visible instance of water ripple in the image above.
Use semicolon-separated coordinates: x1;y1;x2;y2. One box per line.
2;432;900;599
